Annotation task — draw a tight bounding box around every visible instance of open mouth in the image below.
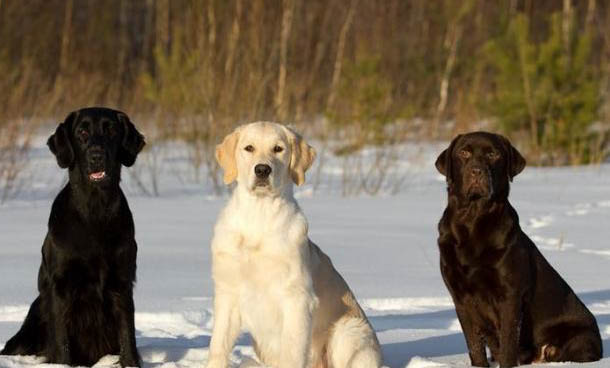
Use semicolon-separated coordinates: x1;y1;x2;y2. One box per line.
88;171;107;182
254;179;269;187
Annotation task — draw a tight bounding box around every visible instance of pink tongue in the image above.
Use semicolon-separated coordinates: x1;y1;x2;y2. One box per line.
89;172;106;180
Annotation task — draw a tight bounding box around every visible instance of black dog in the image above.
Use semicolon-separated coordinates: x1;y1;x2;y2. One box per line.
435;132;602;367
1;107;145;367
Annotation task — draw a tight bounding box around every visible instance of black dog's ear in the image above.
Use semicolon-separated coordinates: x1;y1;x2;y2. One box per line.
435;134;461;182
498;134;526;181
47;111;77;169
117;112;145;167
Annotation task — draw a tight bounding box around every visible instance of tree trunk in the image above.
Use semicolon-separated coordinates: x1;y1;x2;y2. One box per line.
58;0;73;78
155;0;170;53
222;0;243;113
562;0;572;56
586;0;596;32
275;0;295;121
327;0;357;111
432;24;461;138
517;29;538;152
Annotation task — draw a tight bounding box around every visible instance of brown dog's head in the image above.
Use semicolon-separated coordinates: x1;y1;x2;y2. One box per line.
435;132;525;202
48;107;145;187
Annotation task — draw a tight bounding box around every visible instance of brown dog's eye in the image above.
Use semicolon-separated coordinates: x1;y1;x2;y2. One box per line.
273;145;284;153
459;150;471;159
244;145;254;152
487;151;499;160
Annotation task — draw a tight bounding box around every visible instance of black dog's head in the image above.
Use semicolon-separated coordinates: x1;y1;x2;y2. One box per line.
435;132;526;202
47;107;145;187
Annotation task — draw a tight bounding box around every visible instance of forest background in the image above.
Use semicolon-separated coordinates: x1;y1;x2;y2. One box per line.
0;0;609;198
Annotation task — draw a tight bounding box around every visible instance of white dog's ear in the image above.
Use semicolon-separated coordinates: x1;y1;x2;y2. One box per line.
284;126;316;186
216;128;240;185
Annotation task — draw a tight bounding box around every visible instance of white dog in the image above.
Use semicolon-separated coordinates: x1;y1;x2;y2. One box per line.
206;122;382;368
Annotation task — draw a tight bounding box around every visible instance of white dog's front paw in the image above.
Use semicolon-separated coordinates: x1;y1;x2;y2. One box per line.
238;357;266;367
206;358;229;368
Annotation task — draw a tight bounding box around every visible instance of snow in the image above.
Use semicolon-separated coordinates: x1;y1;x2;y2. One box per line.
1;136;610;367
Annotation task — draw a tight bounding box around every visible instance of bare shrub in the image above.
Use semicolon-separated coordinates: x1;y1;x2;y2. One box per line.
0;119;34;203
338;144;405;197
126;128;165;197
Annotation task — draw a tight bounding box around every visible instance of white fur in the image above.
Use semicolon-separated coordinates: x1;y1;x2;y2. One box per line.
328;317;381;368
207;122;381;368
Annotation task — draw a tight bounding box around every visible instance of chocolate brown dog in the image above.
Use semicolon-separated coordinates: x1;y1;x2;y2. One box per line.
435;132;602;367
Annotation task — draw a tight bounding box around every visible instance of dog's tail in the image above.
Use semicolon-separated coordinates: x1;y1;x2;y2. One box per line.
1;296;45;355
327;316;382;368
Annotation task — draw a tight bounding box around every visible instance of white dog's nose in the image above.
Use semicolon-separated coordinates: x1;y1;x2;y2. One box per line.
254;164;272;179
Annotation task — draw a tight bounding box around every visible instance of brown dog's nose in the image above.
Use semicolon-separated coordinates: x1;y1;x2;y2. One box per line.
471;167;482;177
255;164;272;179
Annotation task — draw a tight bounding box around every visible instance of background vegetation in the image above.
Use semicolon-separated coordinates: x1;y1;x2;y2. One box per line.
0;0;609;197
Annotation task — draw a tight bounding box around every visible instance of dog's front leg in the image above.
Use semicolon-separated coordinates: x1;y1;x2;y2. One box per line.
113;289;141;368
497;299;522;368
207;292;241;368
454;303;488;367
279;289;315;368
49;293;71;365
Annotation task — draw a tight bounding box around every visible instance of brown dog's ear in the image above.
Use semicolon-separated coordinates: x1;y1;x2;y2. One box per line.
435;134;461;182
47;111;77;169
215;128;241;185
117;112;145;167
498;134;526;181
284;126;316;186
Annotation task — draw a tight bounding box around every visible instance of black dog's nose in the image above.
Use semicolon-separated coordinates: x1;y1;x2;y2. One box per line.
89;147;104;166
254;164;272;179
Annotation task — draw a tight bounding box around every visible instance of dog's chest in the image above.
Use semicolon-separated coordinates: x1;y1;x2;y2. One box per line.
235;236;293;287
49;233;124;296
233;239;294;346
440;240;507;301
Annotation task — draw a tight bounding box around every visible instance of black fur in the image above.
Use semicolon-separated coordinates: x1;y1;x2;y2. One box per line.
1;107;145;367
436;132;602;367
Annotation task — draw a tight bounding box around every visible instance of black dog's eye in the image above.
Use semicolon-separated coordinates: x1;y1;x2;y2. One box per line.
104;121;117;137
244;145;255;152
273;145;284;153
459;150;471;159
79;130;89;140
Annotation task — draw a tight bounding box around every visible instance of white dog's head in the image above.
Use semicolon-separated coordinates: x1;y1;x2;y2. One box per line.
215;122;316;196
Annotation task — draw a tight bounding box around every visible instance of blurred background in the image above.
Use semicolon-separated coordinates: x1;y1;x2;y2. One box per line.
0;0;609;200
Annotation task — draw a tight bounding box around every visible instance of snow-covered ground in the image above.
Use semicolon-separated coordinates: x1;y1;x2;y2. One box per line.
0;134;609;367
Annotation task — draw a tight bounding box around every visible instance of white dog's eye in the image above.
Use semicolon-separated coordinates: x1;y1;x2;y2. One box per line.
244;145;254;152
273;145;284;153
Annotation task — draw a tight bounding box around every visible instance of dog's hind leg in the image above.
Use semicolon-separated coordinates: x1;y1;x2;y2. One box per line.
327;317;382;368
1;297;45;355
545;332;602;363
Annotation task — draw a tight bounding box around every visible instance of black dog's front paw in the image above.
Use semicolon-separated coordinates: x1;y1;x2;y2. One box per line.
119;353;141;368
49;344;71;365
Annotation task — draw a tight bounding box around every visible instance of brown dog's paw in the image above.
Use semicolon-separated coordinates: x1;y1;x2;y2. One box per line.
532;344;558;363
470;358;490;367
